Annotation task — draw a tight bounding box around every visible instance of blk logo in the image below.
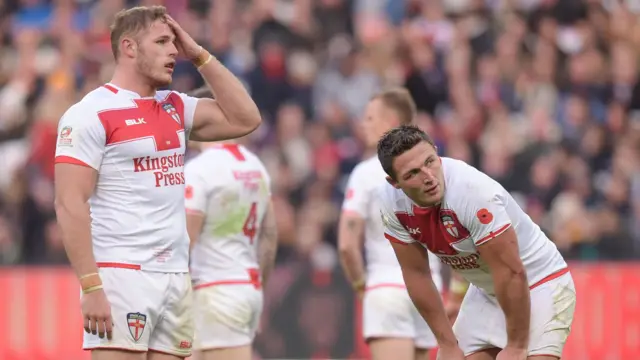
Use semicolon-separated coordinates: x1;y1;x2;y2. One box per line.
125;118;146;126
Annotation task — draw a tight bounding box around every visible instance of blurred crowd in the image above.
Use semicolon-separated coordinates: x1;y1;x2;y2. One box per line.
0;0;639;266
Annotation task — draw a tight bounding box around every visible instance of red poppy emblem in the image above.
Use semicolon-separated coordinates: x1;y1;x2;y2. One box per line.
476;208;493;224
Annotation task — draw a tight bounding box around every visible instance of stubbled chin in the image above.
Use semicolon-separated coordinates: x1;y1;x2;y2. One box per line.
153;76;172;87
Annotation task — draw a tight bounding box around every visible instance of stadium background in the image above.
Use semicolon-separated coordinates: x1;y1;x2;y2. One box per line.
0;0;639;359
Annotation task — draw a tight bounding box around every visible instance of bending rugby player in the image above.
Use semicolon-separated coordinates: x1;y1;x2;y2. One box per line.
377;125;576;360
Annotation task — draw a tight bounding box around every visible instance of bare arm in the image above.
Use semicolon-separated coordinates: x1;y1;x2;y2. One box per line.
189;57;261;141
391;241;458;348
54;164;99;284
477;227;530;350
186;211;205;251
257;200;278;287
337;212;366;291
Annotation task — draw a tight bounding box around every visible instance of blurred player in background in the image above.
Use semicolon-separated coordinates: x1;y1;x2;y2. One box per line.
185;86;277;360
54;6;261;360
377;125;576;360
445;273;469;323
338;88;442;360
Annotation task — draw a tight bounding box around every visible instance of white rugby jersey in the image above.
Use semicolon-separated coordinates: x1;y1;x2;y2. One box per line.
379;157;568;296
54;83;197;272
342;156;442;289
185;144;271;288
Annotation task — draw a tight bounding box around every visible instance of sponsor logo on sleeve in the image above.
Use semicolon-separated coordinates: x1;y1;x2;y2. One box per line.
58;126;73;147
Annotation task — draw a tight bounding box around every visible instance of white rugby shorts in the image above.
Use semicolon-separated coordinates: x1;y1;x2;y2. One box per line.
454;270;576;357
363;285;437;349
82;266;194;357
193;282;263;350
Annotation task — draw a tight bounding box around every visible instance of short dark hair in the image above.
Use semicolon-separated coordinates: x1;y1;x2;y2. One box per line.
110;6;168;60
371;87;416;125
188;86;214;98
377;125;436;179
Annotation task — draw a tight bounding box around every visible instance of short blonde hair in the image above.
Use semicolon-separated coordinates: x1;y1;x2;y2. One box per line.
110;6;167;60
372;87;417;125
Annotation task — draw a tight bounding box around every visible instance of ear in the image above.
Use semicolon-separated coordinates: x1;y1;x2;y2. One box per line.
386;176;400;189
121;37;137;58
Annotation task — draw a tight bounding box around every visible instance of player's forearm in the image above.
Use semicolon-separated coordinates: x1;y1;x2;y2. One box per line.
55;199;98;280
338;245;366;285
494;268;531;348
404;270;458;347
257;234;277;287
257;208;278;286
337;217;366;286
197;55;261;133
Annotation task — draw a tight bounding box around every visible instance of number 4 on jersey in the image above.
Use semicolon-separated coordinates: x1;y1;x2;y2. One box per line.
243;202;258;244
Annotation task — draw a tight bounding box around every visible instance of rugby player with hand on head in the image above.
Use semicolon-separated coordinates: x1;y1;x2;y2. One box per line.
183;87;277;360
376;125;576;360
338;88;443;360
54;6;261;360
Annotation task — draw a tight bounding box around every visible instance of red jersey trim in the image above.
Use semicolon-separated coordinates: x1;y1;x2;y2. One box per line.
96;262;141;270
365;283;406;291
193;268;261;290
54;156;92;168
384;233;408;245
84;346;144;352
475;223;511;246
530;268;570;290
102;84;119;94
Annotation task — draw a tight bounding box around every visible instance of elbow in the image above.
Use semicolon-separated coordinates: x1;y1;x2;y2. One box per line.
246;112;262;132
510;262;527;279
235;113;262;136
338;241;357;259
497;264;527;284
240;103;262;132
402;266;431;286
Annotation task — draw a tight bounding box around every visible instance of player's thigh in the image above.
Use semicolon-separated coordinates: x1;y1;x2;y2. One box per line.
414;347;430;360
453;285;503;356
368;338;415;360
197;345;253;360
465;347;500;360
147;350;187;360
149;273;194;357
527;356;559;360
84;268;165;353
193;284;263;351
528;273;576;358
91;349;146;360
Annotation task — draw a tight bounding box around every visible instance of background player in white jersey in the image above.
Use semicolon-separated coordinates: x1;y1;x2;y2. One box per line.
376;125;576;360
338;88;442;360
184;87;277;360
54;6;261;360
